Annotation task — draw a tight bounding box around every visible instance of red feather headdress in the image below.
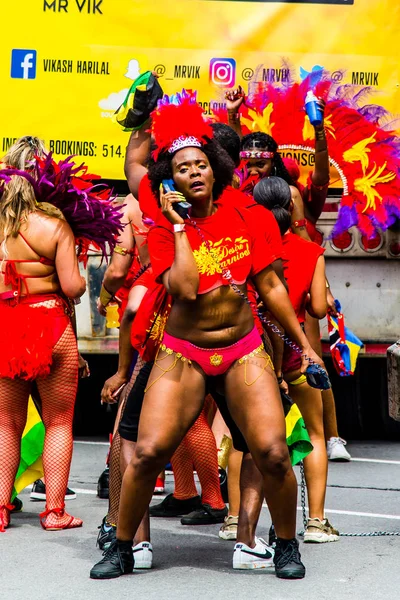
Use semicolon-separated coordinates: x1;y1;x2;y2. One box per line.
214;75;400;238
150;90;213;161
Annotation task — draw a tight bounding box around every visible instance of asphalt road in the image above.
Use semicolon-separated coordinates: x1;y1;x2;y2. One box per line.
2;440;400;600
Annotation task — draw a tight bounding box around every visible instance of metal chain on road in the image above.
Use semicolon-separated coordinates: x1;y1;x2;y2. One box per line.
298;461;400;537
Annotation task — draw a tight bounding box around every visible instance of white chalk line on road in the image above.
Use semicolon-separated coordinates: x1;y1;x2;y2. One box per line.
73;442;400;466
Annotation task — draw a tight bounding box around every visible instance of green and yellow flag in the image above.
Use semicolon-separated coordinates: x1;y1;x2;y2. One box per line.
283;394;313;466
12;397;45;501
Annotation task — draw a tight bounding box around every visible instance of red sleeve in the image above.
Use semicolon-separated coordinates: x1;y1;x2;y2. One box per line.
138;174;161;222
147;225;175;282
245;203;283;262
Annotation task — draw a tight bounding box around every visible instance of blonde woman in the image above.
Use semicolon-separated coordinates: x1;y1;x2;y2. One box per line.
0;136;120;532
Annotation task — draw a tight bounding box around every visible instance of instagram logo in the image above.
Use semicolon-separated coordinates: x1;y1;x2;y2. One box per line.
209;58;236;87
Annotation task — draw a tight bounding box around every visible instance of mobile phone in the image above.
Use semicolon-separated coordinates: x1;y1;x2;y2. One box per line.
162;179;192;219
305;364;331;390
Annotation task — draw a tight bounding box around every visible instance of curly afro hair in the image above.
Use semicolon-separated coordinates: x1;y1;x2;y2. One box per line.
241;132;294;186
147;138;234;202
211;123;241;167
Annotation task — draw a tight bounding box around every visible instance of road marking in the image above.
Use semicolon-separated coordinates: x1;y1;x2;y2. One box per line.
351;458;400;466
63;487;400;521
73;441;400;465
72;487;98;495
297;507;400;520
74;440;109;446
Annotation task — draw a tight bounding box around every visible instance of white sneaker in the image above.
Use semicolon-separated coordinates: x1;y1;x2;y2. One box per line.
233;537;274;570
327;437;351;461
133;541;153;569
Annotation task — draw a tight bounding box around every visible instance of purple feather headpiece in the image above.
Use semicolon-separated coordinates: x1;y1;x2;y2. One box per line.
0;153;123;264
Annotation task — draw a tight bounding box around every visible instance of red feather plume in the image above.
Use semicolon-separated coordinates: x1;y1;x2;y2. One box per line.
150;98;213;160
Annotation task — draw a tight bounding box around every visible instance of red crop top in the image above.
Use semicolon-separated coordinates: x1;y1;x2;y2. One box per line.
148;194;276;295
282;232;325;323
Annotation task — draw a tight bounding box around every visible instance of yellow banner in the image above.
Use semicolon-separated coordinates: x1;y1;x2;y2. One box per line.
2;0;400;180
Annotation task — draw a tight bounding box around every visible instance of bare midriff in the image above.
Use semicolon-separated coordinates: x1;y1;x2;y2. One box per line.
165;283;254;348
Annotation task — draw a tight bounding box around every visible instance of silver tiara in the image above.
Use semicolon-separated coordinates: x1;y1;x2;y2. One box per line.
168;136;202;154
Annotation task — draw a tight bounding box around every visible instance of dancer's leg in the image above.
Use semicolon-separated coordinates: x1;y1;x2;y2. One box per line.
183;406;225;509
36;323;80;529
304;314;340;440
224;356;297;541
236;452;264;546
170;440;198;500
106;357;144;526
0;377;31;527
288;380;327;519
117;354;206;542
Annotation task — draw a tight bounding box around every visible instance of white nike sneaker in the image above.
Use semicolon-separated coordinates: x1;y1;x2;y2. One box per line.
233;536;275;570
133;541;153;569
327;437;351;461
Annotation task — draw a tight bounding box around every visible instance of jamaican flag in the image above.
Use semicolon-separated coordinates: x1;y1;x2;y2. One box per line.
113;71;163;131
12;397;45;501
282;391;313;465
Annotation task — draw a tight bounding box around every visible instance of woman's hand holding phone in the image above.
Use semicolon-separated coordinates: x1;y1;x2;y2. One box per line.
159;184;187;225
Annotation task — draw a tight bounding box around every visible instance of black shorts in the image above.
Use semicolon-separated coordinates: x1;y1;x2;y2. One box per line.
118;361;249;454
206;378;249;454
118;361;153;442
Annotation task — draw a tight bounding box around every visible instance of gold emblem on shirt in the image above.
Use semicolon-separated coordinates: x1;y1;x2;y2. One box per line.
193;237;250;276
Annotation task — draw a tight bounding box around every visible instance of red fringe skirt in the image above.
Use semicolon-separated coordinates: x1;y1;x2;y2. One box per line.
0;294;70;381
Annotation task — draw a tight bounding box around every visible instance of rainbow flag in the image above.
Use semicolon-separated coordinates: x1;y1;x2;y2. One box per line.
12;397;45;501
282;392;313;465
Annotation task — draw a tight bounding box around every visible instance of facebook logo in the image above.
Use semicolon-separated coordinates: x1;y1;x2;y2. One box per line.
11;49;37;80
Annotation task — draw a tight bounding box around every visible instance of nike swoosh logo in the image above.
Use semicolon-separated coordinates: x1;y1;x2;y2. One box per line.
240;549;273;560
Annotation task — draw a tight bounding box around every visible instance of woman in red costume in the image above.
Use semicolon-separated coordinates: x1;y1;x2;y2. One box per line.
227;88;350;462
253;176;339;543
90;97;325;580
0;136;122;532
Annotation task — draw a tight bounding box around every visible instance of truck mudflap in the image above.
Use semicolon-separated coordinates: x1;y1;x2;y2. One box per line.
387;341;400;422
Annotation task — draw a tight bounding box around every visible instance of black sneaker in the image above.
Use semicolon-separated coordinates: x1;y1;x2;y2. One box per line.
30;479;76;501
10;497;23;513
149;493;201;518
90;539;134;580
97;467;109;499
180;503;228;525
97;516;117;551
274;538;306;579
